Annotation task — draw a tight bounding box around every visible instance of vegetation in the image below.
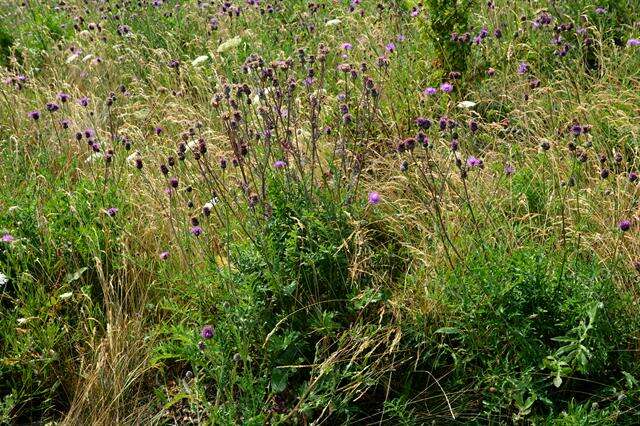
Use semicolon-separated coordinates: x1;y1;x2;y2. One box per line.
1;0;639;424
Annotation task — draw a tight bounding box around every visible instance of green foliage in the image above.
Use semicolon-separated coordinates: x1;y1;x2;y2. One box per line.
424;0;473;74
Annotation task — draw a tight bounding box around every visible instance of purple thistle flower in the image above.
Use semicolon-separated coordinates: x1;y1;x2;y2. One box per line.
77;96;90;107
440;82;453;93
504;164;515;176
467;156;483;168
341;42;353;50
368;191;381;205
58;92;70;103
517;62;529;75
191;226;203;237
1;233;15;243
618;220;631;232
46;102;60;112
627;38;640;47
200;325;214;339
386;42;396;52
274;160;287;169
423;86;438;96
155;126;163;135
439;116;448;131
106;207;118;217
159;251;170;260
415;117;431;129
570;124;582;136
28;110;40;120
169;177;179;188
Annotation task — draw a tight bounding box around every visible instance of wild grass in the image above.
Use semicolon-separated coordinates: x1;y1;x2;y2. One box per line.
1;0;640;424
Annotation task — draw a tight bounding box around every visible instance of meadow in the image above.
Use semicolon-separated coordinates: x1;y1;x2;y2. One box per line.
1;0;640;424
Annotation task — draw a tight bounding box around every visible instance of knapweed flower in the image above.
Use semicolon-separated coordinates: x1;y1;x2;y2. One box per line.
28;110;40;120
60;119;71;129
200;325;214;339
440;82;453;93
386;42;396;52
1;233;15;243
423;86;438;96
58;92;70;103
368;191;381;205
191;226;203;237
77;96;90;107
504;164;515;176
169;177;179;188
618;220;631;232
46;102;59;112
106;207;118;217
274;160;286;169
467;156;483;168
570;124;582;136
159;251;170;260
517;62;529;75
341;42;353;50
627;38;640;47
416;117;431;129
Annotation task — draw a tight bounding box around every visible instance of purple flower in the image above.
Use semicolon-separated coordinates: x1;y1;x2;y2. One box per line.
386;42;396;52
77;96;90;107
1;233;15;243
159;251;170;260
60;119;71;129
440;82;453;93
169;177;179;188
201;325;214;339
467;156;483;168
58;92;70;103
274;160;286;169
155;126;163;135
46;102;60;112
423;86;438;96
341;42;353;50
191;226;203;237
487;67;496;77
28;110;40;120
368;191;381;205
595;6;606;14
106;207;118;217
627;38;640;47
397;34;406;42
416;117;431;129
504;164;515;176
570;124;582;136
517;62;529;75
618;220;631;232
629;172;638;183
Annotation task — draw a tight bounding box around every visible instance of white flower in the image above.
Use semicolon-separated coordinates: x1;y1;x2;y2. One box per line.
0;272;7;287
457;101;477;109
217;36;242;53
126;151;141;165
85;152;104;163
192;55;209;66
325;19;341;27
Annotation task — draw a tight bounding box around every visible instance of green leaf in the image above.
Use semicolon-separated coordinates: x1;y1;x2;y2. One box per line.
65;267;87;283
434;327;461;335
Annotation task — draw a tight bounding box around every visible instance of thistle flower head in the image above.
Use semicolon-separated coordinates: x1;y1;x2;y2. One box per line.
200;325;214;339
368;191;381;205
